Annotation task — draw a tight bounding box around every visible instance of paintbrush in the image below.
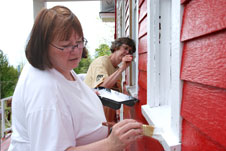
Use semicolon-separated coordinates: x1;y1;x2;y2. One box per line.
142;124;163;140
102;122;163;140
142;124;155;137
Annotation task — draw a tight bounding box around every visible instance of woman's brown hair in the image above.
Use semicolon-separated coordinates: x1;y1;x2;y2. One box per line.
26;6;87;70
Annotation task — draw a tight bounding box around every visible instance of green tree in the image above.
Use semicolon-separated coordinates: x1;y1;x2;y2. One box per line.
0;50;19;98
73;43;111;74
74;54;92;74
94;44;111;58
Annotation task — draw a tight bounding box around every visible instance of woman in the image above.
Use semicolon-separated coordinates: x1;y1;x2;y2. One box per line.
8;6;143;151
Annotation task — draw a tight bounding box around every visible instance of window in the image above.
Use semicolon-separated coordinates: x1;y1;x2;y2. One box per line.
141;0;183;150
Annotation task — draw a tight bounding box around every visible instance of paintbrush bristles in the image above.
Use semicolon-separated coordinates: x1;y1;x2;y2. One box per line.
142;124;155;137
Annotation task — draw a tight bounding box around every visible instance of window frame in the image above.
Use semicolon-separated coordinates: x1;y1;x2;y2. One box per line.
141;0;183;150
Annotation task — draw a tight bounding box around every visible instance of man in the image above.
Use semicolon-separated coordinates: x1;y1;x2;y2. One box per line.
84;37;136;122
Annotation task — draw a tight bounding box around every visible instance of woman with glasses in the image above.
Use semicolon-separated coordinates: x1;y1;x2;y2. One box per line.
8;6;142;151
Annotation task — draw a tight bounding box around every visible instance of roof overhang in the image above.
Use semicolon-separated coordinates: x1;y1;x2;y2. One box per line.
99;0;115;22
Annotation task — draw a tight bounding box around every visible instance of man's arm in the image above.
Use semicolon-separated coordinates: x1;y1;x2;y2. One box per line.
99;55;133;89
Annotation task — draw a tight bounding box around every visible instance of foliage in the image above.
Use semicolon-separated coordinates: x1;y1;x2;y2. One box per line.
74;43;111;74
94;44;111;58
74;54;93;74
0;50;19;98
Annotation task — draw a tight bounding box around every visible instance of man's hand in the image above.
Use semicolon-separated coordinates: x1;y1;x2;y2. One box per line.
121;55;133;70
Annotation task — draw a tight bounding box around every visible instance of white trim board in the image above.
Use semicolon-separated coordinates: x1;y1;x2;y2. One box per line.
142;105;181;151
142;0;183;150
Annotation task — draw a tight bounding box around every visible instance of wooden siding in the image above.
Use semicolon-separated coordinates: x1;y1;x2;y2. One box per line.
138;53;147;71
180;0;226;150
181;0;191;4
138;34;147;54
182;120;226;151
138;12;147;38
138;0;147;23
181;0;226;41
181;29;226;89
137;0;147;105
181;82;226;149
138;70;147;90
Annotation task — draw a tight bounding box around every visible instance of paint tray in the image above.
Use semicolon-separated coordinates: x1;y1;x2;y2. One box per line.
96;87;138;110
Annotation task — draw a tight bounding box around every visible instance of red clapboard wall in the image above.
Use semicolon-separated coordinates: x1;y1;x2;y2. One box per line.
123;0;163;150
180;0;226;150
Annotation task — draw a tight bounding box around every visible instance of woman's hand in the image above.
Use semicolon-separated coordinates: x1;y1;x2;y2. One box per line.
106;119;143;151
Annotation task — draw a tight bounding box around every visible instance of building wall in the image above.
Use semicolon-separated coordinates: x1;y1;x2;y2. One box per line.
117;0;226;150
180;0;226;150
121;0;164;150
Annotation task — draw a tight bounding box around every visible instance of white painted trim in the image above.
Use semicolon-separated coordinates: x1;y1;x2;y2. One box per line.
159;0;171;105
131;0;138;86
142;105;181;151
170;0;184;140
1;96;12;138
126;85;137;98
144;0;183;149
135;0;139;94
147;0;160;107
33;0;46;19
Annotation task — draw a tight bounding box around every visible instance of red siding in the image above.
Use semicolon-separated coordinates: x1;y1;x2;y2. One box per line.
181;30;226;89
138;34;147;54
138;16;147;38
181;0;190;4
182;120;226;151
139;0;145;7
138;53;147;71
138;0;147;23
181;0;226;150
137;0;147;101
181;81;226;149
138;70;147;90
181;0;226;41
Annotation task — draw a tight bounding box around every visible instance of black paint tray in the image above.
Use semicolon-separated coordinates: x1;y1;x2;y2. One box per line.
96;87;139;110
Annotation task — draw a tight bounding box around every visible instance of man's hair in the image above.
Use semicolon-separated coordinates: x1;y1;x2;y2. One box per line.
110;37;136;54
25;6;87;70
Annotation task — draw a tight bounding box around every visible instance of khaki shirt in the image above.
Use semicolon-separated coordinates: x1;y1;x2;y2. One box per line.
84;55;122;92
84;55;121;122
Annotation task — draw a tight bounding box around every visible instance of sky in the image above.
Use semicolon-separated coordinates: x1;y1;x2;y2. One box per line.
0;1;114;67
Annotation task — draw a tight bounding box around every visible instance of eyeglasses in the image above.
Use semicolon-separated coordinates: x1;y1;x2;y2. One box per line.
50;38;88;52
121;45;134;54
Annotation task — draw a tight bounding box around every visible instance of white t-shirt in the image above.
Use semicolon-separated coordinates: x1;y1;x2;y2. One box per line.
8;63;108;151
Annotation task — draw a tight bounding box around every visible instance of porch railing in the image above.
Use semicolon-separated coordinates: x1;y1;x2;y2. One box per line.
1;96;12;139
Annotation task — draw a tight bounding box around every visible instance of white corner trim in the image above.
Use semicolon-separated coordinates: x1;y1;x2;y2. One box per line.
126;85;138;98
141;105;181;151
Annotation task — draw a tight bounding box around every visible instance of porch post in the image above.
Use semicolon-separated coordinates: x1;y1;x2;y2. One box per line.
33;0;46;19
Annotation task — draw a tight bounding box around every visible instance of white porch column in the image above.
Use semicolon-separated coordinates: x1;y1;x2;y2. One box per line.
33;0;46;19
